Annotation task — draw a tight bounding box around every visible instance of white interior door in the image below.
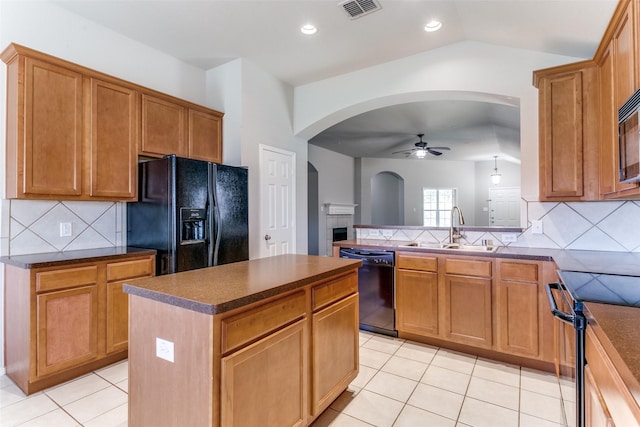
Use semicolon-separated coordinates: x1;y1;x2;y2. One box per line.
488;187;520;227
259;144;296;257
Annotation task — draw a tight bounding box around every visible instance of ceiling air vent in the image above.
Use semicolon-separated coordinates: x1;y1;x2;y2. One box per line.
339;0;382;19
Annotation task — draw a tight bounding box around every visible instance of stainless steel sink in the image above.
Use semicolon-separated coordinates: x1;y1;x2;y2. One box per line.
399;242;498;252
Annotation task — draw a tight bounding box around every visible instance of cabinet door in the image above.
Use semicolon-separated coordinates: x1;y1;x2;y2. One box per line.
36;285;99;376
312;293;358;416
396;269;438;336
90;79;138;200
140;94;187;157
443;274;492;348
614;0;636;111
495;280;539;357
22;57;83;197
585;365;616;427
105;257;154;354
189;108;223;163
539;71;585;199
221;320;307;427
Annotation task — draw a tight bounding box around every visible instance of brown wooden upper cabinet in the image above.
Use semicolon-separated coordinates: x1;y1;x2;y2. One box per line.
139;94;223;164
1;43;225;201
1;44;138;201
534;62;600;201
597;0;640;198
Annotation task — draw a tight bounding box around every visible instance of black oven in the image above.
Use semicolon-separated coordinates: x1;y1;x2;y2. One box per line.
546;282;586;427
546;270;640;427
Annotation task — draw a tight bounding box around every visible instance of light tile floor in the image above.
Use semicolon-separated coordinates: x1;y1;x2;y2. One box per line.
0;332;571;427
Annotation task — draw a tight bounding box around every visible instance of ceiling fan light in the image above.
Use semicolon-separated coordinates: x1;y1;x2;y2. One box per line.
416;149;427;158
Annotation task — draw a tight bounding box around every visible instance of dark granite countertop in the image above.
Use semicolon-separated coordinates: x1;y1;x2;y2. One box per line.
585;302;640;407
123;254;362;315
335;239;640;275
0;247;157;269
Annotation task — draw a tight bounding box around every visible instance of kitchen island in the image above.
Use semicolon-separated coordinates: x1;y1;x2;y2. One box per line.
123;254;361;427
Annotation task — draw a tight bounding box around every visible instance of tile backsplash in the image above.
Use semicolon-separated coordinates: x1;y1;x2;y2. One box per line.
357;200;640;253
2;199;125;256
4;199;640;257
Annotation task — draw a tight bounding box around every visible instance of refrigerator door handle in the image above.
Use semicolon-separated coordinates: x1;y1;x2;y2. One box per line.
207;164;216;267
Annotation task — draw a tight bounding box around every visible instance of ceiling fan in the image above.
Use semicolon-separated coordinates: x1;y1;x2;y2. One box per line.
392;134;451;158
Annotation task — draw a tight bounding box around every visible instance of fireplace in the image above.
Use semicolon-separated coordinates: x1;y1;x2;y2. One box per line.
332;227;348;242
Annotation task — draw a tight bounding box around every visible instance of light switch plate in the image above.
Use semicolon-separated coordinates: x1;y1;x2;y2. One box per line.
59;222;72;237
156;337;174;363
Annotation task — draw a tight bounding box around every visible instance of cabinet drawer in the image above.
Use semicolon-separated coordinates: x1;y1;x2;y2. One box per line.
36;266;99;293
444;258;492;277
221;291;306;354
312;272;357;311
107;257;154;282
499;261;538;282
396;252;438;272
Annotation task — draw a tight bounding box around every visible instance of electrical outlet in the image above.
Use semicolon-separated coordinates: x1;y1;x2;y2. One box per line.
59;222;72;237
502;233;517;243
156;337;174;363
531;220;543;234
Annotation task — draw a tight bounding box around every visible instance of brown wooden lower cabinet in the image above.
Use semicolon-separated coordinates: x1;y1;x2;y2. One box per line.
443;273;492;348
395;252;556;367
4;253;155;394
128;268;359;427
36;285;99;376
585;365;616;427
221;320;307;427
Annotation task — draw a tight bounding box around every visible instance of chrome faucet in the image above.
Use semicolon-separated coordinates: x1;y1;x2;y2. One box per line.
449;206;465;243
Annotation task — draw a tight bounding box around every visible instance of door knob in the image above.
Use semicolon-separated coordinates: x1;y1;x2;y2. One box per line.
264;234;272;241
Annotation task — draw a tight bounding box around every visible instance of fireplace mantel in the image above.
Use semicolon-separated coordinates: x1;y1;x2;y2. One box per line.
324;203;358;215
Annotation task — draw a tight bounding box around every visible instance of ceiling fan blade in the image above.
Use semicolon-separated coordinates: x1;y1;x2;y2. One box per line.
427;149;443;156
391;148;414;154
428;146;450;151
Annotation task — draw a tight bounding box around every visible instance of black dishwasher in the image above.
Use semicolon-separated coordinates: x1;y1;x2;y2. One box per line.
339;248;396;337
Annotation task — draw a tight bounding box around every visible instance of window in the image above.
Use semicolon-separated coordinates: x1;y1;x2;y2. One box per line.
423;188;456;227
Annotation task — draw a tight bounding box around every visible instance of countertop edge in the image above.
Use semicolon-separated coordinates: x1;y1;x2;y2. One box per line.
0;247;157;269
123;256;362;315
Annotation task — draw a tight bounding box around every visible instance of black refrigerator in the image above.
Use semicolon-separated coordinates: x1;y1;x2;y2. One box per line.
127;155;249;276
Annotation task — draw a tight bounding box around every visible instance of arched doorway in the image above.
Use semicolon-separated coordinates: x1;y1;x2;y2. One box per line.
371;172;404;225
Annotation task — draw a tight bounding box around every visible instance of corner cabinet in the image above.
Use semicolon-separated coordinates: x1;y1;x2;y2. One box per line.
4;253;155;395
534;62;600;201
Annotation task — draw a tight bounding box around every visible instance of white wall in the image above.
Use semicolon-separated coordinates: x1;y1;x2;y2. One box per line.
358;158;477;226
207;58;308;258
307;145;355;256
293;41;585;204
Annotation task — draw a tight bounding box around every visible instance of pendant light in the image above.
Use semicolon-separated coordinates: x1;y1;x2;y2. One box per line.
491;156;501;185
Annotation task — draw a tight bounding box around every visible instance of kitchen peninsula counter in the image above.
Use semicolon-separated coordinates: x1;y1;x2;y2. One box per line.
124;254;362;427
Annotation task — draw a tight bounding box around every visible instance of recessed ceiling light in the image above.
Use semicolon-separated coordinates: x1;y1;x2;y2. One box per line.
424;20;442;32
301;24;317;35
